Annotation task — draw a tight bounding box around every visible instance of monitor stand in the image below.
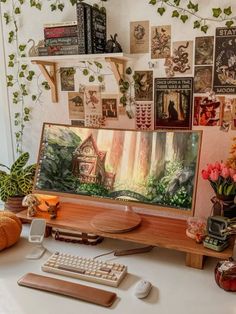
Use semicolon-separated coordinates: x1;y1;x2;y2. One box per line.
91;205;142;233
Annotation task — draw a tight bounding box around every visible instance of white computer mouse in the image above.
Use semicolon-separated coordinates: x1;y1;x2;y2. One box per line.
134;280;152;299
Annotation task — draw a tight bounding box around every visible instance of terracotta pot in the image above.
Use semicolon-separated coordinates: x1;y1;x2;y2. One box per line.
4;196;25;213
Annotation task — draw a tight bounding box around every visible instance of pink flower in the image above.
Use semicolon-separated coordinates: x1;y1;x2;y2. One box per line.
207;163;214;173
220;162;226;170
233;174;236;182
201;170;209;180
214;161;221;170
210;169;219;182
229;168;236;178
221;167;230;179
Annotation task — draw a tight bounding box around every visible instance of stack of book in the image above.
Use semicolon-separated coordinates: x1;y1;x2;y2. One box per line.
38;21;79;56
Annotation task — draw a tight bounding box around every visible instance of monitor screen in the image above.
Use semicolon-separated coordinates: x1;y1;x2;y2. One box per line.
34;123;202;215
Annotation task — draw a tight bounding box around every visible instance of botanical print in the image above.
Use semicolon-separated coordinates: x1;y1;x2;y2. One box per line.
164;57;175;77
194;96;221;126
60;67;75;91
134;71;153;101
154;78;193;129
151;25;171;59
194;66;213;93
214;27;236;94
35;123;202;212
172;41;193;75
101;95;119;119
135;102;153;130
195;36;214;65
130;20;149;54
84;86;102;115
68;92;85;120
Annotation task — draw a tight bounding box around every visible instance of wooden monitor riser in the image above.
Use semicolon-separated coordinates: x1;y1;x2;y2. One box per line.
17;202;235;270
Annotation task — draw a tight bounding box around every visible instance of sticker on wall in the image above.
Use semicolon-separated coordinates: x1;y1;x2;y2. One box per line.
194;66;213;93
134;71;153;101
213;27;236;94
60;67;75;91
154;77;193;129
135;102;153;130
101;95;119;120
193;96;222;126
172;41;193;75
84;86;102;116
68;92;85;120
85;114;106;128
151;25;171;59
195;36;214;65
130;20;149;54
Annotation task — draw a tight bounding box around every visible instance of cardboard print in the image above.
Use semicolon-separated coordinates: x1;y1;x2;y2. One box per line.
35;123;202;213
154;78;193;129
214;27;236;94
60;67;75;91
68;92;85;120
134;71;153;101
172;41;193;75
135;102;153;130
84;86;102;115
194;96;221;126
102;95;119;119
151;25;171;59
130;21;149;54
194;66;213;93
195;36;214;65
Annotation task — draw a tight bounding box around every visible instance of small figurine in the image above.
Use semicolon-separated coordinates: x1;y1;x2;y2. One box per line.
105;34;122;53
45;201;60;219
22;194;41;217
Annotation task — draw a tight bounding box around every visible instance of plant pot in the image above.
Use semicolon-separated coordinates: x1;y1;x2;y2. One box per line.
4;196;25;213
212;194;236;219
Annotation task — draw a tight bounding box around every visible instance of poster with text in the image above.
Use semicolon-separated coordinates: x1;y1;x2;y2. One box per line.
213;27;236;94
130;21;149;54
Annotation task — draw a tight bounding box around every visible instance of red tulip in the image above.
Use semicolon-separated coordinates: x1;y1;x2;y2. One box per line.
233;174;236;182
207;163;214;172
210;169;219;181
214;161;221;170
221;167;230;179
201;170;209;180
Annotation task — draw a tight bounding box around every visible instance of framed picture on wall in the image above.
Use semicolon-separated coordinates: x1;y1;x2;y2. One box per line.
154;77;193;129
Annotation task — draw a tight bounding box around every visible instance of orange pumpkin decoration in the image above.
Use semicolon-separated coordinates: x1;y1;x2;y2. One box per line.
0;211;22;251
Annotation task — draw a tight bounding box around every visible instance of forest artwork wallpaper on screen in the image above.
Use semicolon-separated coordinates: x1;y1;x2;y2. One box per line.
35;124;201;213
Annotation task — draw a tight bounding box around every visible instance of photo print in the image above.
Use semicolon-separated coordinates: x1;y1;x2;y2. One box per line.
172;41;193;75
130;20;149;54
134;71;153;101
60;67;75;91
101;95;119;119
154;78;193;129
68;92;85;120
194;66;213;93
195;36;214;65
214;27;236;94
151;25;171;59
193;96;222;126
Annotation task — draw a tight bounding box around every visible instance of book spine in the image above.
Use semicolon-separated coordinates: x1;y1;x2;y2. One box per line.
45;37;78;47
44;26;78;39
38;45;79;56
91;7;107;54
44;21;77;28
84;4;93;54
76;3;87;54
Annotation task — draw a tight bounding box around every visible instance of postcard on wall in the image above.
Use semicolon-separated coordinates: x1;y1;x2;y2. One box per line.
172;41;193;75
194;66;213;93
101;95;119;119
60;67;75;91
68;92;85;120
154;78;193;129
84;86;102;116
195;36;214;65
219;96;235;131
151;25;171;59
130;20;149;54
85;114;105;128
71;120;85;127
193;96;222;126
135;102;154;130
213;27;236;94
134;71;153;101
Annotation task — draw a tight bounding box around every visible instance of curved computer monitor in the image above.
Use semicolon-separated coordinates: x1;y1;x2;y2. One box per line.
34;123;202;229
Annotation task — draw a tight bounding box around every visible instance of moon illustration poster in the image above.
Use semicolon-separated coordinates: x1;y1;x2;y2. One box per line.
213;26;236;94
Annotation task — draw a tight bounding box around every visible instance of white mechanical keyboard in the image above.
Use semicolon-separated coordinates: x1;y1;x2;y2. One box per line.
41;251;128;287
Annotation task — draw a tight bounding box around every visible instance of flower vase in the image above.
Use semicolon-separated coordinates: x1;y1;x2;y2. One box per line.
211;194;236;219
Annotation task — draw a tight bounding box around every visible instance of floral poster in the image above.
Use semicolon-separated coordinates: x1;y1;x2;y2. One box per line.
151;25;171;59
130;20;149;54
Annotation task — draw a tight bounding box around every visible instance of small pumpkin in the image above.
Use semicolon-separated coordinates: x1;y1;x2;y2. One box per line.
0;211;22;251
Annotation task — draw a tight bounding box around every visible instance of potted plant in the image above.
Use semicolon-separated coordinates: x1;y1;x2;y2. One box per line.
0;152;36;212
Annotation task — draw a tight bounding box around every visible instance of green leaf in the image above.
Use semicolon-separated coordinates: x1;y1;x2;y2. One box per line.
11;152;29;173
32;95;37;101
212;8;222;18
180;14;188;23
98;75;104;82
226;20;234;28
94;61;102;69
172;10;179;18
149;0;156;5
58;3;65;11
126;67;132;75
14;7;21;14
89;75;95;82
193;20;201;28
201;25;209;33
18;176;33;195
174;0;180;6
157;7;166;16
224;6;232;16
83;69;89;75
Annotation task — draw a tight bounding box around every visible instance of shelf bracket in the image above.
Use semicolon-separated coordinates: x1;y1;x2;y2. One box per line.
32;60;58;103
105;57;126;84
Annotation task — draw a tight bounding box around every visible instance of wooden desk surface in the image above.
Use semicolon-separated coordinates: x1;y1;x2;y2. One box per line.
17;202;235;261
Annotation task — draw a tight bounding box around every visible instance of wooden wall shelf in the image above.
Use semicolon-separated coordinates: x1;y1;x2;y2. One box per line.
17;202;235;270
21;53;132;103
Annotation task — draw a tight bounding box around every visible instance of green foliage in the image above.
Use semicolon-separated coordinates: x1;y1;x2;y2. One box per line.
0;152;36;202
76;183;109;196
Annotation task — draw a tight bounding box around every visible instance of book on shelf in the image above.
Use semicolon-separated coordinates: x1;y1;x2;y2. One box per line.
91;6;106;54
43;21;77;28
76;1;87;54
38;45;79;56
45;37;78;47
44;25;78;39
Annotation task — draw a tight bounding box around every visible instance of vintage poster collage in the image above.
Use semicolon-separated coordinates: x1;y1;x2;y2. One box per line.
60;24;236;131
